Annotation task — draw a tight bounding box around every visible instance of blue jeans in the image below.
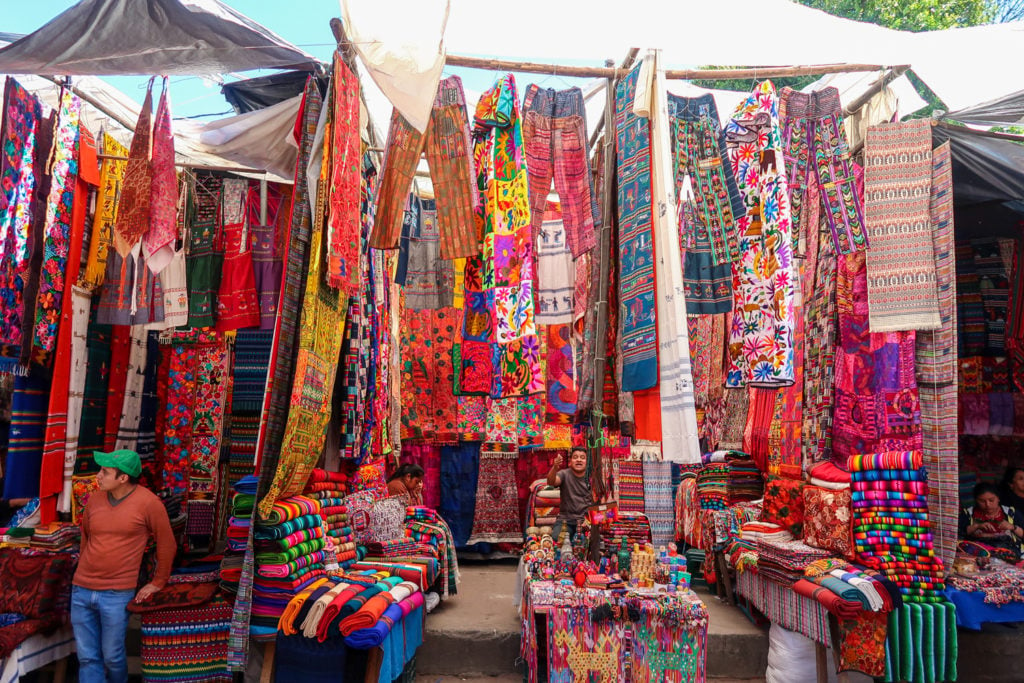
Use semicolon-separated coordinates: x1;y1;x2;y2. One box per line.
71;585;134;683
550;519;579;545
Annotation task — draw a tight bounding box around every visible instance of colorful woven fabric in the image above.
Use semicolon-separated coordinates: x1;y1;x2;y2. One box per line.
884;602;957;683
142;78;177;273
30;88;80;366
466;443;523;544
0;77;42;366
724;80;796;388
802;485;853;558
616;460;646;513
140;595;233;682
614;66;657;392
863;119;939;332
326;52;362;294
761;475;806;537
400;307;458;440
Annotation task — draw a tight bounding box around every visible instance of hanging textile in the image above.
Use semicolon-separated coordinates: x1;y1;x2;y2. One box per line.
0;77;41;367
4;368;48;499
372;75;478;259
534;203;575;325
638;52;702;463
18;109;55;367
81;133;127;290
327;52;362;294
187;334;230;539
337;288;364;461
614;66;658;393
143;77;177;273
160;242;189;329
216;179;260;331
227;330;273;486
258;104;354;516
863;119;939;332
521;85;597;258
113;326;151;453
466;443;522;545
95;243;164;326
29;87;81;366
438;442;479;547
779;86;866;256
544;323;577;423
456;74;542;399
802;173;841;466
918;142;959;571
724;80;796;388
400;306;459;441
669;92;744;314
187;174;223;328
74;297;111;475
39;129;95;522
61;287;91;510
247;183;289;330
112;79;153;257
401;197;455;311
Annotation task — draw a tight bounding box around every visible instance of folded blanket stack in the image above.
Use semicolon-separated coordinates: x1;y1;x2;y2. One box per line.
251;495;326;631
348;560;438;593
850;451;946;603
741;521;792;544
755;537;830;577
599;511;653;555
220;476;258;598
29;523;79;551
696;464;730;510
723;452;764;504
528;481;561;528
304;471;357;570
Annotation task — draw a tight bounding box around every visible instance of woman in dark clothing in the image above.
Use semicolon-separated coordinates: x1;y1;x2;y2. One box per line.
960;482;1024;561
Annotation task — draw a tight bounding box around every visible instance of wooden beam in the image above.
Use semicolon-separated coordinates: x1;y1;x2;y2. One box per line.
442;53;907;82
842;65;909;115
39;75;136;132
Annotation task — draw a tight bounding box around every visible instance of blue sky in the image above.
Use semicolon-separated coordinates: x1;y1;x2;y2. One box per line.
7;2;595;121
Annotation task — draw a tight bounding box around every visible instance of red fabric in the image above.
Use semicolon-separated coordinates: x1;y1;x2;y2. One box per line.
39;129;95;524
515;449;557;524
793;579;860;619
337;592;395;635
103;325;132;451
809;461;852;484
327;53;362;294
316;586;363;642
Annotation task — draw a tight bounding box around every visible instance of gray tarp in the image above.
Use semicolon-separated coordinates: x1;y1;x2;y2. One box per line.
946;90;1024;128
0;0;318;76
932;124;1024;207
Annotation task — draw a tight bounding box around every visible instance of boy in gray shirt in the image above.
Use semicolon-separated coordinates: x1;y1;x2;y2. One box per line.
546;446;592;544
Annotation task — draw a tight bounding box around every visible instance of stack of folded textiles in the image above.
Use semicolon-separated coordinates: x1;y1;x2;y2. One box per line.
740;521;791;543
251;495;326;634
723;452;764;504
850;451;946;603
348;560;438;593
808;461;852;490
304;469;359;568
219;476;258;599
29;523;79;551
754;536;830;586
802;558;904;613
697;463;730;510
599;512;652;554
530;481;560;527
364;539;431;558
398;506;460;599
159;491;187;538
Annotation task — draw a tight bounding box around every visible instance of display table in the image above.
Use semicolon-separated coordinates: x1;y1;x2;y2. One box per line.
0;626;74;683
942;586;1024;630
520;579;709;683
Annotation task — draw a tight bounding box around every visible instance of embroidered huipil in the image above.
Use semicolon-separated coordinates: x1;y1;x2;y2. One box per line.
459;74;542;398
724;81;796;388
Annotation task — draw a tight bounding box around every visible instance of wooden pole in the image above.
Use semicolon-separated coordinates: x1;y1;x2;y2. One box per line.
842;65;909;115
442;52;906;81
39;75;136;132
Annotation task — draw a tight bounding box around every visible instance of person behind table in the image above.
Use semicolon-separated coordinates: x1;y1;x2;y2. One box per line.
387;463;425;505
960;482;1024;561
1001;466;1024;511
546;446;592;544
72;450;175;683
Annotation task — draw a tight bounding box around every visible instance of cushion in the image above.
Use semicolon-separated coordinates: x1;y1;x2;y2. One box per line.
760;475;806;537
0;549;73;620
802;485;854;559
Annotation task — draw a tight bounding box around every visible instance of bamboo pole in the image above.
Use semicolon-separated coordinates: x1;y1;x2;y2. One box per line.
39;74;136;131
842;65;909;115
443;52;906;81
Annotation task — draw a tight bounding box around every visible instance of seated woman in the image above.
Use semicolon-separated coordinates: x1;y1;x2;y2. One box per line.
960;483;1024;562
387;463;425;505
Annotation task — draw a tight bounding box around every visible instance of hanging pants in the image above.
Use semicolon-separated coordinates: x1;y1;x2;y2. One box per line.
371;76;478;259
521;85;597;259
780;86;866;256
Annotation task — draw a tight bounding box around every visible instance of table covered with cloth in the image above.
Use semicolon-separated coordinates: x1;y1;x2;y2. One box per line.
0;626;74;683
942;586;1024;630
521;579;709;683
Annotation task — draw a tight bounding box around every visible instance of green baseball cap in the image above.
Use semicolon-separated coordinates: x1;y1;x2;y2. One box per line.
94;449;142;478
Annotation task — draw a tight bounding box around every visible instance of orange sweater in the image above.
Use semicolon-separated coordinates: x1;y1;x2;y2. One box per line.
74;486;176;591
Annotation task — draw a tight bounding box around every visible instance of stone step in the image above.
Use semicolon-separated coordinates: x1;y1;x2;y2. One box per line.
416;561;769;680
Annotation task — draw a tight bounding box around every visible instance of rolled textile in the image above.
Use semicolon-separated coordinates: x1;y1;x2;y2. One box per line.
793;579;861;619
338;580;419;636
278;577;330;635
835;571;884;611
255;538;325;565
818;576;871;610
257;551;328;578
808;461;851;483
810;478;850;491
314;583;369;642
406;506;438;523
344;591;425;649
340;577;403;619
254;513;323;539
260;495;321;525
270;526;324;550
301;581;349;639
856;480;929;495
848;451;923;472
308;468;349;484
852;469;926;482
349;561;431;591
852;490;928;502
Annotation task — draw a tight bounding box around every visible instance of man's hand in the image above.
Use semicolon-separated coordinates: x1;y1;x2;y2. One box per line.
134;583;162;603
553;454;564;470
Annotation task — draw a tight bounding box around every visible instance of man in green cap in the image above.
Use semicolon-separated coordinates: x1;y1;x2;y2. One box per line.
71;450;175;683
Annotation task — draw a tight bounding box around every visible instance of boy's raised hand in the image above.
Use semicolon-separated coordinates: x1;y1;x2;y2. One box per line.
554;454;564;470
